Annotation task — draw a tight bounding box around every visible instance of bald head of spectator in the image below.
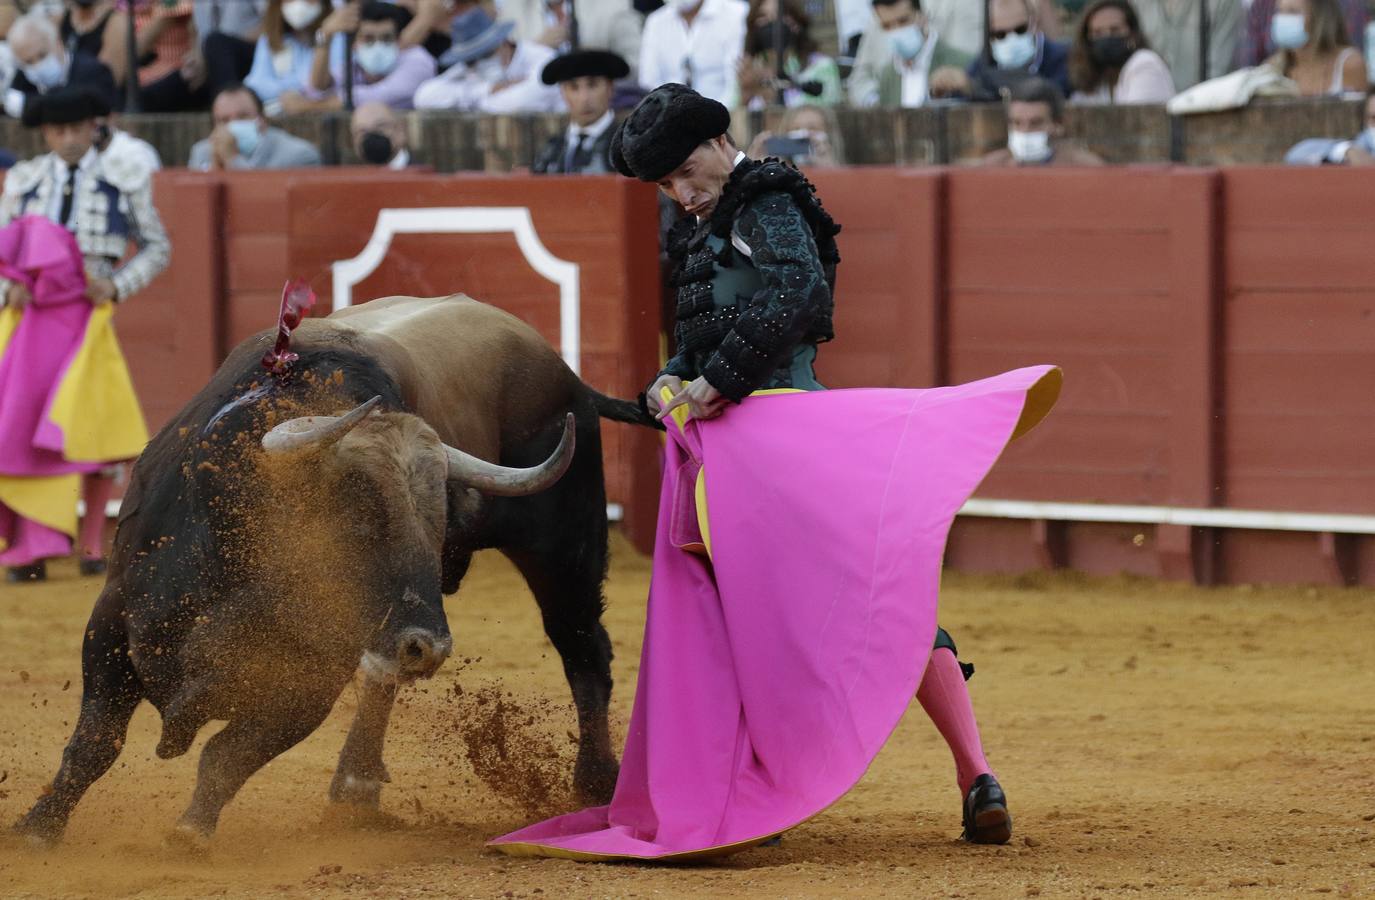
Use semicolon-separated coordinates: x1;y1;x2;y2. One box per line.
351;101;409;167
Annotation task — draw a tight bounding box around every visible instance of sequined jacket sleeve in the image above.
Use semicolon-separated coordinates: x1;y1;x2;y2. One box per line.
701;190;831;401
111;179;171;301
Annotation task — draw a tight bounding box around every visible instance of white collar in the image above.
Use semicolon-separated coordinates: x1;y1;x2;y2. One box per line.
388;148;411;170
566;109;614;144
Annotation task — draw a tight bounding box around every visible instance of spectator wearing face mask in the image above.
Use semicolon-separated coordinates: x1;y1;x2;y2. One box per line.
4;11;116;119
187;82;321;170
412;7;562;112
746;103;844;165
977;75;1103;166
351;99;411;167
532;49;628;174
734;0;841;109
849;0;974;108
244;0;332;114
312;1;436;110
1235;0;1365;71
1263;0;1366;96
967;0;1072;102
638;0;748;105
1135;0;1241;91
1068;0;1174;104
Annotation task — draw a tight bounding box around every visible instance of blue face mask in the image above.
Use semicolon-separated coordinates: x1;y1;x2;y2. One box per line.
23;54;64;90
1270;13;1308;50
356;41;400;77
991;30;1037;69
888;24;925;62
226;119;261;158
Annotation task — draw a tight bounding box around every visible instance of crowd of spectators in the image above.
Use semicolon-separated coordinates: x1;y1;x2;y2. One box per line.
0;0;1370;172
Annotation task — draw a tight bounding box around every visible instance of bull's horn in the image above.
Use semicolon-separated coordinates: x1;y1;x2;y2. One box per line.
445;413;575;497
261;396;382;454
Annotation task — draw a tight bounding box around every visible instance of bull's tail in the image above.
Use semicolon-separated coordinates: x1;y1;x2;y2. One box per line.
587;389;662;430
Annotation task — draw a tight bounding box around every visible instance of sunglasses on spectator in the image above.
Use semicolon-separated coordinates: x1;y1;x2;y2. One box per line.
990;23;1031;40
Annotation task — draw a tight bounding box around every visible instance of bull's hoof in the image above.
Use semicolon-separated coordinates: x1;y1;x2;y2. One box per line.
13;808;65;848
328;772;384;808
573;755;619;807
164;822;212;856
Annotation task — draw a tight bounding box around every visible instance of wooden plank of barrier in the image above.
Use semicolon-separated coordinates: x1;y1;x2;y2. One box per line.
1161;169;1223;584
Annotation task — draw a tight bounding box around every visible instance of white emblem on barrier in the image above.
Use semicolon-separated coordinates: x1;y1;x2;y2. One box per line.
330;207;582;374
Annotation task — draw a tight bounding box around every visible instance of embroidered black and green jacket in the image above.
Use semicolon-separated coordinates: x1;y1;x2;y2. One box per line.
654;158;842;403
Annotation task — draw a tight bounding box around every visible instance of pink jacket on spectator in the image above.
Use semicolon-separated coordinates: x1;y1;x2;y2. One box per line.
1071;48;1176;105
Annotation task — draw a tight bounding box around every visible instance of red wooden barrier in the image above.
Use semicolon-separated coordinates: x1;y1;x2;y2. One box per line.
14;164;1368;585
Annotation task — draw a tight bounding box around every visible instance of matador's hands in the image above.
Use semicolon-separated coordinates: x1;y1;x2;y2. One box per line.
656;377;727;423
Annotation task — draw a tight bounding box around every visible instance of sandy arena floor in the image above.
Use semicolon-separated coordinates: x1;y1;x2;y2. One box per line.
1;533;1373;899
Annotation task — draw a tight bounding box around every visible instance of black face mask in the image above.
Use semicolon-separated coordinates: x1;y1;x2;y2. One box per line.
750;21;796;55
360;131;394;165
1089;35;1135;68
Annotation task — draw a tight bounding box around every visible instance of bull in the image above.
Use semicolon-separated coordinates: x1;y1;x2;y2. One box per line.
16;295;647;845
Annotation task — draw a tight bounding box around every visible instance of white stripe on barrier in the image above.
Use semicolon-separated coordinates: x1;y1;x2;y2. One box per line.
957;499;1375;535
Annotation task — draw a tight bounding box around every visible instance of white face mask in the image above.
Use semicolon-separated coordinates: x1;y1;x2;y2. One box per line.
474;56;504;81
991;30;1037;69
24;53;64;90
1007;129;1051;163
888;24;925;62
281;0;322;31
356;41;399;76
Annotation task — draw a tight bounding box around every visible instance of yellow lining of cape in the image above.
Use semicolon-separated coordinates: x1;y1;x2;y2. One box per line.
0;473;80;544
0;304;148;547
49;304;149;462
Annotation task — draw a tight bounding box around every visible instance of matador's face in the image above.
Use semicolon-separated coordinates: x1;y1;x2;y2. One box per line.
656;135;737;219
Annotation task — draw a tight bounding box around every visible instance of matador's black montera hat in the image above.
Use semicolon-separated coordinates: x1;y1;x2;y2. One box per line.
609;83;730;182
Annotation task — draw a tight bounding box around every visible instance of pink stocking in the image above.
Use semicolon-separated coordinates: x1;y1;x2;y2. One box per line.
79;472;115;561
917;647;992;796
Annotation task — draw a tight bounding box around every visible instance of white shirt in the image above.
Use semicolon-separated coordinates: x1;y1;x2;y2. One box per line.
414;41;563;113
564;109;614;153
898;28;941;109
45;148;98;226
639;0;748;105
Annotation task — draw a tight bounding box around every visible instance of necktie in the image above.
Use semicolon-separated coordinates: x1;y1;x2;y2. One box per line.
565;132;589;172
58;163;79;227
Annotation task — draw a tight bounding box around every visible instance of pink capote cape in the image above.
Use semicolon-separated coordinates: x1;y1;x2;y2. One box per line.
491;365;1062;862
0;215;146;565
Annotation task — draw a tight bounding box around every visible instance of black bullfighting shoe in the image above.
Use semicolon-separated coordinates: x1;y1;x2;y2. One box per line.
78;557;108;577
6;562;47;583
961;773;1012;845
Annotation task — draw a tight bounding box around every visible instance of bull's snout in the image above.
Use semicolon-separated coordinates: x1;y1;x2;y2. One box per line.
396;628;451;679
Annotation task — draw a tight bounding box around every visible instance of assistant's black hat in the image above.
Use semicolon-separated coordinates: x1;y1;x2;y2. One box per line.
21;86;110;128
608;83;730;182
540;49;630;85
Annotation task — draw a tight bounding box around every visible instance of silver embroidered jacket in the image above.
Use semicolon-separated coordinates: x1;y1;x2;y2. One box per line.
0;147;171;304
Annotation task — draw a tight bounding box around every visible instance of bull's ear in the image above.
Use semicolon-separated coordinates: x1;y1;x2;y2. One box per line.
444;413;576;497
261;396;382;454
